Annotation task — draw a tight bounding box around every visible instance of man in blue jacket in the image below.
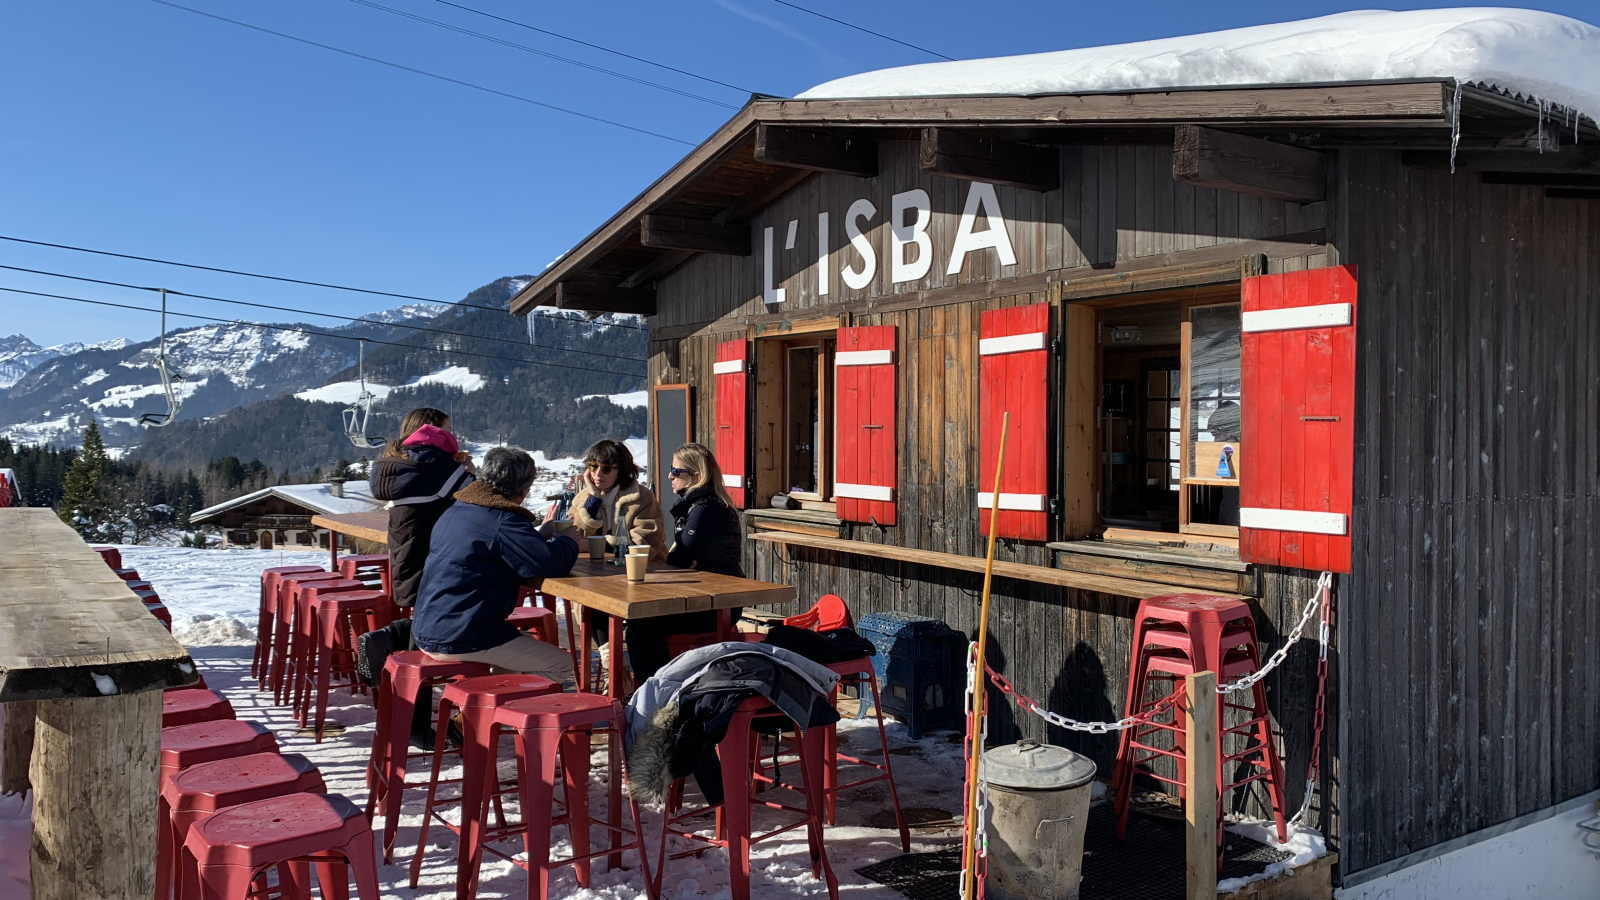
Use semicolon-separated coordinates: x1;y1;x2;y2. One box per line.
412;447;581;684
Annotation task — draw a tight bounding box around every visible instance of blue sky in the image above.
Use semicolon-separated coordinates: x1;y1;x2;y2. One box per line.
1;1;1593;346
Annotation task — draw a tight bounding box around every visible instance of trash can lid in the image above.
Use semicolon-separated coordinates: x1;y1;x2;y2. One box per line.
983;740;1097;790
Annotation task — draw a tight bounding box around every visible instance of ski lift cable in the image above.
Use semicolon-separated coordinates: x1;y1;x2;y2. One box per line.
0;234;649;330
137;288;186;428
0;263;647;364
342;340;388;449
0;285;648;378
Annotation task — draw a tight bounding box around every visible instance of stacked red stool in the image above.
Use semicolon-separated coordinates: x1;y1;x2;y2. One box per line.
1110;593;1289;851
156;720;280;899
520;585;579;674
293;587;388;742
92;545;122;569
163;690;236;729
276;577;365;706
657;696;838;900
253;566;324;682
470;692;657;900
407;674;562;891
113;567;141;581
366;651;490;862
264;571;345;698
179;793;380;900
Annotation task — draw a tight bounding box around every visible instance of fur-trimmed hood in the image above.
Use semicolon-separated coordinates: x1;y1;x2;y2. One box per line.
453;480;538;521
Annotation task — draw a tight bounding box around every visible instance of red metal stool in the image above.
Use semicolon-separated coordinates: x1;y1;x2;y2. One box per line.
366;651;491;862
521;586;579;675
254;566;324;682
478;692;657;900
161;752;323;900
146;601;174;631
92;545;122;569
125;579;155;592
278;578;365;707
657;697;839;900
162;690;236;729
294;588;388;742
157;720;279;900
508;605;562;647
179;793;379;900
167;669;209;692
114;567;141;581
408;673;562;892
337;554;391;593
265;571;344;698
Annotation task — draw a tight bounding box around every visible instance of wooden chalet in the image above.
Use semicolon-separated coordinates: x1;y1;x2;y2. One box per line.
190;480;380;550
510;78;1599;889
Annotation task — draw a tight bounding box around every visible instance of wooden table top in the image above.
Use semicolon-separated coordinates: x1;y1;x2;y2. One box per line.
543;557;795;620
311;511;388;544
0;508;196;701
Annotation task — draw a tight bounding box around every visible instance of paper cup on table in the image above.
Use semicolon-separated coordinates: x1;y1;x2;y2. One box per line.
587;536;607;560
625;552;648;582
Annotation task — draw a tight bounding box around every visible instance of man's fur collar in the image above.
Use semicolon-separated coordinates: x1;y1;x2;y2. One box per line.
453;480;537;521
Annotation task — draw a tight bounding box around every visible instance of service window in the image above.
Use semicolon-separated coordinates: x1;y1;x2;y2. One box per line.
753;332;836;509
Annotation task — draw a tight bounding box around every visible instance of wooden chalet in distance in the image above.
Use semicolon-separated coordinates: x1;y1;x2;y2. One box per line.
510;54;1600;891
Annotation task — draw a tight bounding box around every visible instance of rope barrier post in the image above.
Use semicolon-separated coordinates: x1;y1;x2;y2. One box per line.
961;412;1008;900
1185;670;1218;900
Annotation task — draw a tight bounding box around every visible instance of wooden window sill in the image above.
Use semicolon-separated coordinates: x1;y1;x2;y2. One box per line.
1047;540;1255;595
743;508;846;538
749;531;1244;600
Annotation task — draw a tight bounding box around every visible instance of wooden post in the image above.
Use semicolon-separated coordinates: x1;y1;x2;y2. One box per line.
29;690;162;900
1185;670;1218;900
2;700;36;794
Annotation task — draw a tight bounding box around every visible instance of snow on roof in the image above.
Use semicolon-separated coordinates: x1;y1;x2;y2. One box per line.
798;9;1600;119
191;480;380;523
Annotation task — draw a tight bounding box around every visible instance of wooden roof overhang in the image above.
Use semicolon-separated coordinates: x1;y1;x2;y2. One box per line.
509;79;1599;318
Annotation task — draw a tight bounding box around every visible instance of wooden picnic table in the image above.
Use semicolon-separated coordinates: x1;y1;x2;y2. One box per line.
0;508;198;899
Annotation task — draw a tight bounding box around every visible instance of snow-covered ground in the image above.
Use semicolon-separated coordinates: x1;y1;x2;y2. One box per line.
97;547;967;899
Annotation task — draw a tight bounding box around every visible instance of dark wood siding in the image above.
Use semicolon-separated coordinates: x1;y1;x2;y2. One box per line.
1337;149;1600;875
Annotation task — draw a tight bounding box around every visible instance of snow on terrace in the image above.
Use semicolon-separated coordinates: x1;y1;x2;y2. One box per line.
799;9;1600;121
106;546;969;900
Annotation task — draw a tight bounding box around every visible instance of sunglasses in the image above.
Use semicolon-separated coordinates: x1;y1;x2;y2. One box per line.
668;466;696;478
585;463;616;475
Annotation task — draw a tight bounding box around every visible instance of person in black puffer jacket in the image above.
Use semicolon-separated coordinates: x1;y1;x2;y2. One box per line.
357;408;474;748
624;442;745;680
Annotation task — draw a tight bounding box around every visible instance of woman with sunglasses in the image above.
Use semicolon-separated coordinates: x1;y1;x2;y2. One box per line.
624;442;745;680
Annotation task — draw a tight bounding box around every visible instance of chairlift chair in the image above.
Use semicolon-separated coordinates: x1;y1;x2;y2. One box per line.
342;340;386;449
138;289;186;427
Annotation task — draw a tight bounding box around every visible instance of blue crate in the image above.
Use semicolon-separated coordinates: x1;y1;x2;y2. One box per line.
856;612;961;739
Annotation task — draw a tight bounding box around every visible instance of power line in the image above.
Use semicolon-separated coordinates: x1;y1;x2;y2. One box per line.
0;234;647;331
0;286;647;378
770;1;954;61
426;0;759;95
0;263;648;365
345;0;739;109
144;0;696;145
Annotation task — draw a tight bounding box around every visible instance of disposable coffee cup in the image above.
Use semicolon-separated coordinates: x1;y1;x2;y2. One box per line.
625;552;648;582
587;536;607;560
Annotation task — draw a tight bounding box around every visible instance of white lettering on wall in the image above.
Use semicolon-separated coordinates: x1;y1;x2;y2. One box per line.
763;226;786;303
784;218;798;250
946;181;1016;276
841;198;877;291
817;212;830;296
890;188;932;284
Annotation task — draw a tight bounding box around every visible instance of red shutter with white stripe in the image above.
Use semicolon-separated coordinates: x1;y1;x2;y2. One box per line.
834;326;897;526
979;303;1050;540
713;340;748;507
1239;265;1357;573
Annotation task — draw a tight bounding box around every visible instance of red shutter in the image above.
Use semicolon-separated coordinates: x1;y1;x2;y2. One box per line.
1239;265;1357;573
714;340;748;507
979;303;1050;540
834;325;897;526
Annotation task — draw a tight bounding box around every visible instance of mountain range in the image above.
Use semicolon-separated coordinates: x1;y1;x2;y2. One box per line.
0;277;649;474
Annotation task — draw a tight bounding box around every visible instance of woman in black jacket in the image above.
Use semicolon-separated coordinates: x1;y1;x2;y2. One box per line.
625;442;745;680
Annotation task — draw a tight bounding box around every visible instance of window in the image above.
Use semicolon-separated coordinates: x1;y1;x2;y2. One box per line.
753;329;836;510
784;345;825;497
1182;302;1243;535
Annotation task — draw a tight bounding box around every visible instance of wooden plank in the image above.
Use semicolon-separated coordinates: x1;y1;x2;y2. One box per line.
1186;669;1219;900
310;512;388;545
755;124;878;177
1046;539;1249;571
554;281;657;316
640;215;752;256
1062;302;1098;537
748;531;1244;599
30;690;163;900
0;509;194;702
918;128;1059;191
1401;147;1600;174
1053;548;1247;594
2;700;35;794
1479;171;1600;189
542;562;795;619
1175;125;1327;203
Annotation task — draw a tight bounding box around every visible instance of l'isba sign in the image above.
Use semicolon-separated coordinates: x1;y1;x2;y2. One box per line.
762;181;1015;303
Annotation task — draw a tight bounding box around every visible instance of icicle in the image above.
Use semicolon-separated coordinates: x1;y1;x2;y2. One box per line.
1537;99;1546;154
1449;83;1463;174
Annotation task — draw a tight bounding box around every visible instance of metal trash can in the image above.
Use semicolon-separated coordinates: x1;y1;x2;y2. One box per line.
983;740;1098;900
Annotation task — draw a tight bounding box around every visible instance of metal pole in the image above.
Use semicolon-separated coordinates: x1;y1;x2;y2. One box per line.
961;411;1009;900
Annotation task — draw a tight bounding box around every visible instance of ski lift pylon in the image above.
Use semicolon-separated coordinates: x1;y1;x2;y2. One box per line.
342;339;386;449
138;288;185;427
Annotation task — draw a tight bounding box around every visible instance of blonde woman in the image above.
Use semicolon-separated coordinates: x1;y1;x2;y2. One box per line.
625;442;745;679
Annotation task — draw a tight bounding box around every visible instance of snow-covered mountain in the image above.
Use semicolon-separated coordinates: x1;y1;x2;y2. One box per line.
0;277;649;471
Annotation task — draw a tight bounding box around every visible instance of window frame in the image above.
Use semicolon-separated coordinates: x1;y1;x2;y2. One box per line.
751;316;844;512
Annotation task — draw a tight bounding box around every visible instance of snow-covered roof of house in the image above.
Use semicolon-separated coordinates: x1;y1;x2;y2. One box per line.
191;480;380;524
799;9;1600;118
